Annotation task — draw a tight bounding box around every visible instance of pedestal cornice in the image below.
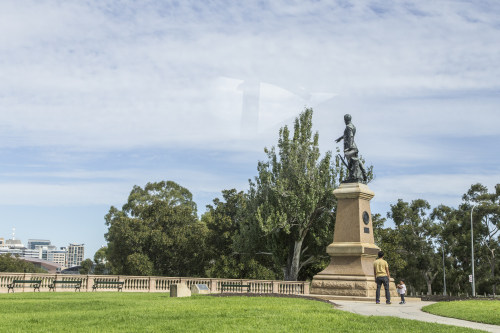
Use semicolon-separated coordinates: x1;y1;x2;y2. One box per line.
326;242;380;256
333;182;374;201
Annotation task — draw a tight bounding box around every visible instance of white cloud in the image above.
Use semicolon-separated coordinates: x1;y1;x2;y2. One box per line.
0;1;499;153
0;0;498;209
0;167;249;208
372;173;500;208
0;182;128;206
0;0;499;256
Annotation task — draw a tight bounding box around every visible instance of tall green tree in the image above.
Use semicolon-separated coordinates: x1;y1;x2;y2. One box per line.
105;181;207;276
388;199;440;295
244;108;341;281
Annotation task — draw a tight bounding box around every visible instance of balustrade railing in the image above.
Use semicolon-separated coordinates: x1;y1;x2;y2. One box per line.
0;272;309;294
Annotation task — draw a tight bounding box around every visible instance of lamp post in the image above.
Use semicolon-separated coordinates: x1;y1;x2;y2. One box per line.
441;243;446;296
471;204;477;297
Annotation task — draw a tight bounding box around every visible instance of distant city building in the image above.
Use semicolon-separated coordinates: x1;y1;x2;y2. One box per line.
27;239;51;250
22;248;41;259
48;248;67;267
5;239;24;248
1;238;24;257
67;243;85;268
0;235;82;271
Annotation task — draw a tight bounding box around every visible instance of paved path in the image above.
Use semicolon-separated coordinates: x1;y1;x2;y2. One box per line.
332;300;500;333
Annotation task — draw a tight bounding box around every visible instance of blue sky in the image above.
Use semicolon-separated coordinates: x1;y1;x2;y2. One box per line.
0;1;499;258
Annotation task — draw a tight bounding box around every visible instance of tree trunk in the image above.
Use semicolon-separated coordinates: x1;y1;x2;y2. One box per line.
423;270;438;295
284;238;304;281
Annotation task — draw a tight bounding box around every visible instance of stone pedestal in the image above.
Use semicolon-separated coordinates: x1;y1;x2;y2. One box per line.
311;183;397;298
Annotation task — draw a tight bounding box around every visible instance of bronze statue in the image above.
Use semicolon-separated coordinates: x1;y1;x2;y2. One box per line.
335;114;367;183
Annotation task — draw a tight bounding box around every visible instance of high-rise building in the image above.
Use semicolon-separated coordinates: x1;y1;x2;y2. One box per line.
27;239;51;250
67;243;84;268
47;248;67;267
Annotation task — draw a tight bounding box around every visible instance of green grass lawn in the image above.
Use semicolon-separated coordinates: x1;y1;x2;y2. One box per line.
0;293;486;332
422;300;500;326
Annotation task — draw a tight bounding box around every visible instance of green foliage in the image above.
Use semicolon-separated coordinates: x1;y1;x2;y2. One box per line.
202;189;278;279
0;293;480;332
433;183;500;296
0;254;46;273
245;108;340;280
423;300;500;325
372;213;406;275
387;199;441;295
382;183;500;296
93;247;110;275
79;258;94;275
125;253;154;276
105;180;208;276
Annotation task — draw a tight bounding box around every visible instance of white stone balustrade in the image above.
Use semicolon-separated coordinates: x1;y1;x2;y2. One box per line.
0;272;310;294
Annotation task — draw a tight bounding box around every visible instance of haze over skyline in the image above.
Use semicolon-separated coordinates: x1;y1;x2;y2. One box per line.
1;1;499;258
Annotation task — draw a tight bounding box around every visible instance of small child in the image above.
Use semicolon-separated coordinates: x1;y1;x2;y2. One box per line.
397;279;406;304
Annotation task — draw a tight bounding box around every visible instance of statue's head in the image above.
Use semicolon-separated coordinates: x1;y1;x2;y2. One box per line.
344;114;352;124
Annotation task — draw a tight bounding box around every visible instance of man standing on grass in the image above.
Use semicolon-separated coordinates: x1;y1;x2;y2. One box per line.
373;251;391;304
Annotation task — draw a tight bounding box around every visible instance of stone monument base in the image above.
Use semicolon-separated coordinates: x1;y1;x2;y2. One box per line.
309;181;398;299
311;274;397;298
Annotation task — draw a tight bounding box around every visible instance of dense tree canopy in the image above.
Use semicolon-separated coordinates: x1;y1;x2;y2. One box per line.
0;254;46;273
105;181;207;276
202;189;278;279
387;199;440;295
376;183;500;296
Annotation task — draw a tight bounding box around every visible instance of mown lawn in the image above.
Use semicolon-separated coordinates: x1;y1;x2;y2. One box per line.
422;300;500;326
0;293;486;332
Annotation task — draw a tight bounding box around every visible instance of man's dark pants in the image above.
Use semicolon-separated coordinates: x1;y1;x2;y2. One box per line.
375;276;390;303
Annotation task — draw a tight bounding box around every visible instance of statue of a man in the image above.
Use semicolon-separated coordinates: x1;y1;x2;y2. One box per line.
335;114;367;183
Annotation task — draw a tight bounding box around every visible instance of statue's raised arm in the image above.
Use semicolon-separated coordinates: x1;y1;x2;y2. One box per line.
336;114;367;183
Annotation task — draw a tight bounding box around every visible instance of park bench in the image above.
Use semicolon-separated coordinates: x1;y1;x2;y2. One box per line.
7;280;42;293
220;283;251;293
92;280;124;292
48;280;82;292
